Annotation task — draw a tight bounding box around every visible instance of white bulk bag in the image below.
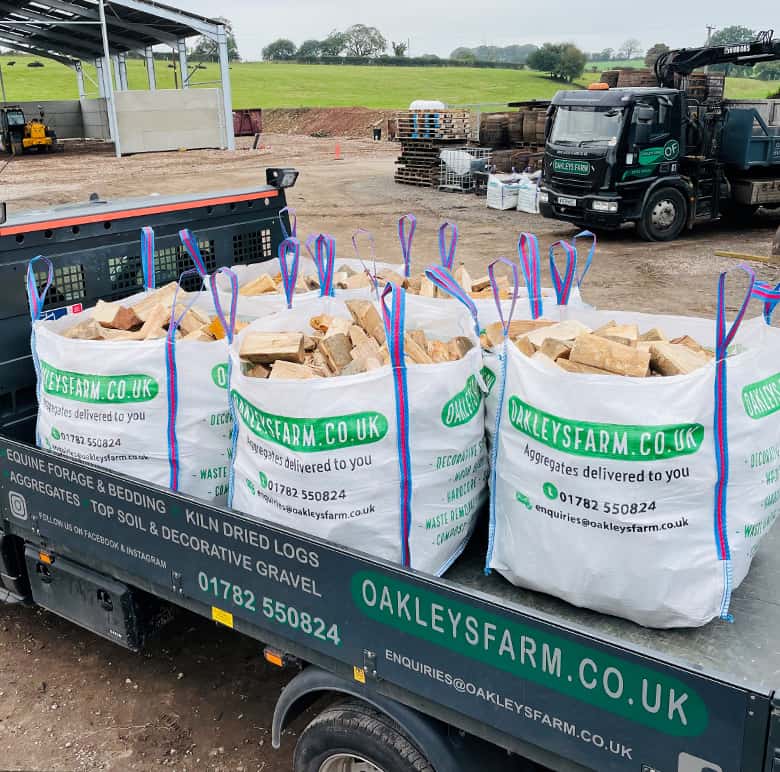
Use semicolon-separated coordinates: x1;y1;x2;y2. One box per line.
485;263;780;628
27;242;237;505
227;285;487;575
424;231;592;330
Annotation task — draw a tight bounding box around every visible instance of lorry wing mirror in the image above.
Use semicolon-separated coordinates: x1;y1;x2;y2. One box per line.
634;105;654;145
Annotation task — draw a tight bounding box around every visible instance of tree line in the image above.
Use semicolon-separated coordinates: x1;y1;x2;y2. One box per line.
263;26;400;61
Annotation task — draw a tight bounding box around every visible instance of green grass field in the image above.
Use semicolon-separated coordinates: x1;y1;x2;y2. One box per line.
0;55;774;108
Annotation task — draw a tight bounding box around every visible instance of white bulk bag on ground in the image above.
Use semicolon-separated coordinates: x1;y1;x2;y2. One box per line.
227;285;487;575
486;174;522;210
484;262;780;628
27;244;237;505
516;176;540;214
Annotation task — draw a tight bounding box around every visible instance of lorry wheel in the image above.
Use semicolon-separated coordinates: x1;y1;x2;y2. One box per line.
294;700;434;772
637;188;687;241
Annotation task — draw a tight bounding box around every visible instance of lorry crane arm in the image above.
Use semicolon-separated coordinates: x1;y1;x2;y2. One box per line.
654;29;780;88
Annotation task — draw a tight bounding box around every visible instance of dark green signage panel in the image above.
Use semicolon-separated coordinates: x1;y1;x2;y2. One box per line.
0;438;751;771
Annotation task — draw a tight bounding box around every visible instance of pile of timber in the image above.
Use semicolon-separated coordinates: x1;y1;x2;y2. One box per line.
479;107;547;152
490;149;545;174
600;69;620;88
599;68;724;102
238;300;474;379
59;282;246;342
481;319;714;377
394;109;470;187
480;114;509;148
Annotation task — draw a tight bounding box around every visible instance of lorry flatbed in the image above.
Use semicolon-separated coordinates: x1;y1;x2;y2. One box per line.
1;432;776;772
451;534;780;696
1;183;778;771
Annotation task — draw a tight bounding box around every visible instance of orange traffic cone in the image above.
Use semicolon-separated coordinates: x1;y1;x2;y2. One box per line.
334;143;342;160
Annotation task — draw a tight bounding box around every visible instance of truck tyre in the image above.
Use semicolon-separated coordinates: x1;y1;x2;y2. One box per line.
294;700;435;772
637;187;687;241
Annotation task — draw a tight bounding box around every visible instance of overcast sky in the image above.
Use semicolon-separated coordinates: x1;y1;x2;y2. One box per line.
176;0;777;61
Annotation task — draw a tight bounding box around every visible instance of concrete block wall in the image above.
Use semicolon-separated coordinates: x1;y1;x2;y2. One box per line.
114;88;227;154
1;100;83;139
80;98;110;140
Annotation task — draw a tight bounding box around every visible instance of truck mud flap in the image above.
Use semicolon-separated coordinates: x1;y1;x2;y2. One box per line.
0;533;30;602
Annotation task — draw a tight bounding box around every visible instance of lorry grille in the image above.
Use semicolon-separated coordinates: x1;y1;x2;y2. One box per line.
551;175;593;192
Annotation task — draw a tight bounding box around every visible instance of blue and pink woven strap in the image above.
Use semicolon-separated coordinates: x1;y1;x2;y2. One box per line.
141;226;155;290
165;268;207;492
209;268;239;344
517;232;542;319
380;282;413;568
352;228;377;267
26;256;53;322
398;214;416;278
549;239;578;306
438;221;457;270
178;229;209;278
752;280;780;324
279;206;297;240
277;237;301;309
715;265;755;361
713;265;756;621
571;229;596;290
352;228;380;293
423;265;480;338
489;257;520;339
313;234;337;297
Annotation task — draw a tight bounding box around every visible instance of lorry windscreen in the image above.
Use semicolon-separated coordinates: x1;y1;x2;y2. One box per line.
550;106;623;147
6;112;25;126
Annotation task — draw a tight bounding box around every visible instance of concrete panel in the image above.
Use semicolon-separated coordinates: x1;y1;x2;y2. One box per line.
2;100;83;139
80;98;110;140
114;89;227;154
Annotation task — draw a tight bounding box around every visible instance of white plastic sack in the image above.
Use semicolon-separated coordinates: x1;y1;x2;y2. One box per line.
28;253;235;505
485;266;780;628
227;288;488;575
486;174;522;210
516;181;540;214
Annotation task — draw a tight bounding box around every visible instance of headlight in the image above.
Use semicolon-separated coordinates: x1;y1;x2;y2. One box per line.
538;191;549;203
591;200;618;213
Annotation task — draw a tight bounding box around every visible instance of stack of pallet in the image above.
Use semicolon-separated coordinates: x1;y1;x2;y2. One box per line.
394;110;470;187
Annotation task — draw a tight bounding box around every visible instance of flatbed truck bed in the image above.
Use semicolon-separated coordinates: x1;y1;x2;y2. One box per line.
1;183;778;772
1;433;777;772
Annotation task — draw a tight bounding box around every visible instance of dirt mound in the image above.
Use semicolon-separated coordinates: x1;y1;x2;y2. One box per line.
262;107;393;139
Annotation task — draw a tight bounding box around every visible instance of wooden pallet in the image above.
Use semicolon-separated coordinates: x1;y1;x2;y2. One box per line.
395;111;470;141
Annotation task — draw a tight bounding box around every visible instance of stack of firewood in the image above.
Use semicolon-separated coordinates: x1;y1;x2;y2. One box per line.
239;300;474;380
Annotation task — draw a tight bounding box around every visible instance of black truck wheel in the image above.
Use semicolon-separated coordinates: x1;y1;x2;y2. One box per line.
637;187;687;241
294;700;434;772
